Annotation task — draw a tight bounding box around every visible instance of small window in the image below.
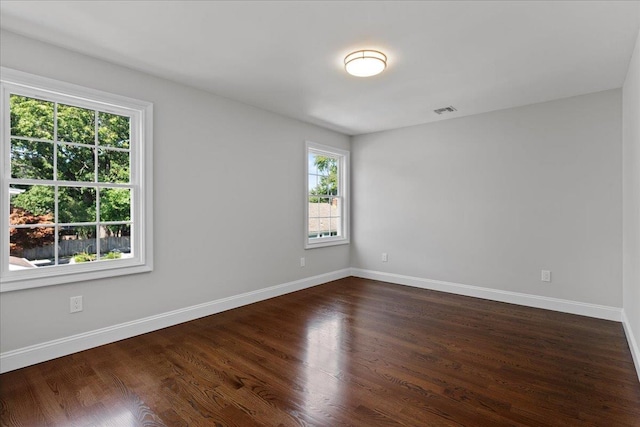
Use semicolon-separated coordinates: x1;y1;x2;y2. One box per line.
1;67;153;291
305;141;349;248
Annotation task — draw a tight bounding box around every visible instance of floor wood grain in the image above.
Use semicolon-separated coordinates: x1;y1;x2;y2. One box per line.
1;277;639;426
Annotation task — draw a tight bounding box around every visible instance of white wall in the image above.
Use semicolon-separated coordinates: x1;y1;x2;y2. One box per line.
352;90;622;307
623;28;640;375
0;30;350;354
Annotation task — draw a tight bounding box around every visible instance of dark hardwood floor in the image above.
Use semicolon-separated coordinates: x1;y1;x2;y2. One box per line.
1;277;639;426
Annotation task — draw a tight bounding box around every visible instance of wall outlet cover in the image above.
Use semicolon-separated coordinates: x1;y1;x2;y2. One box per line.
70;296;83;313
541;270;551;282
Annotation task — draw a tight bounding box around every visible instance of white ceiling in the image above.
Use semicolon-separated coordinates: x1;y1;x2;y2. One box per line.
1;1;639;135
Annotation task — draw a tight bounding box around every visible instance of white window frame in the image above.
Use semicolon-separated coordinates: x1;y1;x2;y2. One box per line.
305;140;350;249
0;67;153;292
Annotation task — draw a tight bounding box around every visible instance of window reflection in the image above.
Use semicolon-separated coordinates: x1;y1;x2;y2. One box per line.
304;315;343;407
106;409;138;426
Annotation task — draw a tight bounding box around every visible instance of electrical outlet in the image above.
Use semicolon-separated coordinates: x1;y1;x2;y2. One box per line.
382;252;388;262
70;296;83;313
541;270;551;282
300;257;305;267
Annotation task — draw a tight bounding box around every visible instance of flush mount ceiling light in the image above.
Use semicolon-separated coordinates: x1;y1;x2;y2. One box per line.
344;50;387;77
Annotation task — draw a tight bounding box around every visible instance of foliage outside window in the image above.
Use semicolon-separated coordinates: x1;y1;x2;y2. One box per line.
1;68;153;291
305;141;349;248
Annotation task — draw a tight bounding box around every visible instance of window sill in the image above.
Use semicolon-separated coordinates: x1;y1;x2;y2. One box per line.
305;238;350;250
0;261;152;292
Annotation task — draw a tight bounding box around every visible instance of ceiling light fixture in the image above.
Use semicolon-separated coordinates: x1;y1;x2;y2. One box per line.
344;50;387;77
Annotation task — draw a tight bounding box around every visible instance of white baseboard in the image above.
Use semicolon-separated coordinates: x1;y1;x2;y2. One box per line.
0;268;351;374
622;310;640;382
350;268;623;321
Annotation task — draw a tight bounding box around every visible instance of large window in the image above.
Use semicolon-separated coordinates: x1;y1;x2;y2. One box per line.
1;68;153;291
305;141;349;248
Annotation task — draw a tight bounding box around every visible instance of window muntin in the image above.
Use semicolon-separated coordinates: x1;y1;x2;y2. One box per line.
305;141;349;248
1;68;153;291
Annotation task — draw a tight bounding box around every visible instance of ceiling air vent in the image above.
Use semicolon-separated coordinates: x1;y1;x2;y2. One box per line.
434;106;457;115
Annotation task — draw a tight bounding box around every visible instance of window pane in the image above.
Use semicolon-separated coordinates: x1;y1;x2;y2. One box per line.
99;224;131;260
9;226;56;268
100;188;131;222
318;218;330;236
308;201;319;217
308;153;319;175
313;155;337;177
308;174;318;193
328;180;338;196
11;139;54;180
58;187;97;223
98;149;129;183
10;95;54;140
9;185;55;225
57;144;95;181
309;192;321;203
317;197;331;218
308;218;320;239
330;217;341;235
98;112;130;149
309;155;338;196
60;226;97;263
329;197;340;217
57;104;95;145
323;157;338;177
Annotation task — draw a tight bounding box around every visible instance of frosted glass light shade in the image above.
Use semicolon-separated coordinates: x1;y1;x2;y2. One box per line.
344;50;387;77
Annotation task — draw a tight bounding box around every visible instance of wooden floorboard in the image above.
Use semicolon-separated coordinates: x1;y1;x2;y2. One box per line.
1;277;639;426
